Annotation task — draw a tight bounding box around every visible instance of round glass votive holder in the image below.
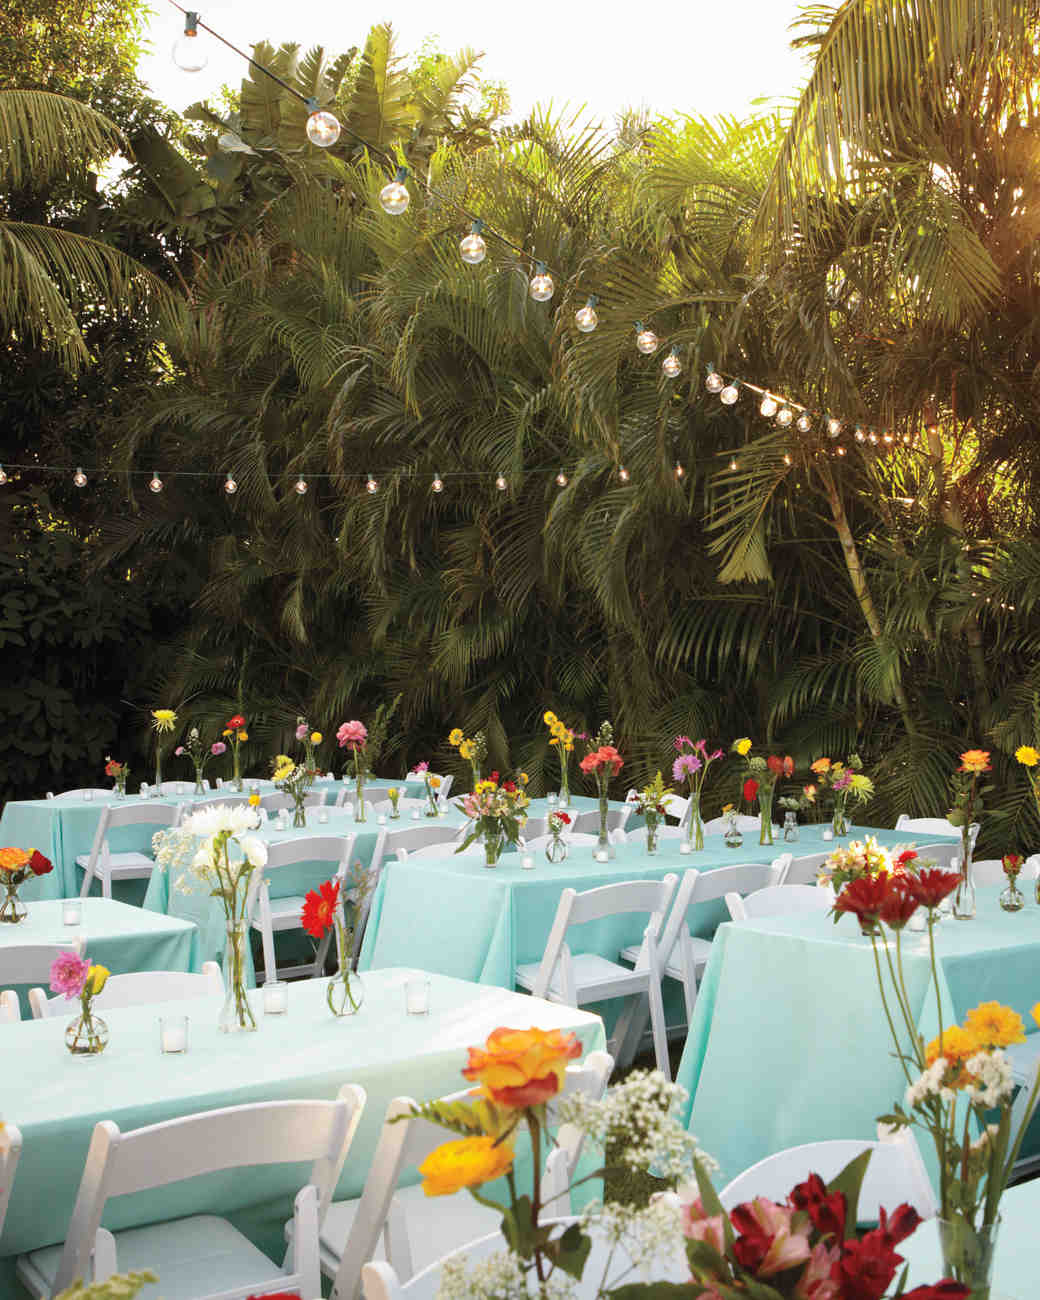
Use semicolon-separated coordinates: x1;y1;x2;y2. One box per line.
405;976;431;1015
83;791;94;802
263;980;288;1015
410;808;421;821
159;1014;189;1054
317;810;329;824
62;900;82;926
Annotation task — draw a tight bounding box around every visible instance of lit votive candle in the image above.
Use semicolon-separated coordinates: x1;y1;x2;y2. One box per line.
139;783;149;797
411;808;421;821
547;792;558;806
377;814;387;826
594;849;609;863
822;828;834;841
177;782;186;795
159;1014;189;1054
678;841;692;855
83;790;93;802
263;980;288;1015
907;908;927;933
405;976;431;1015
318;809;329;824
62;900;82;926
521;854;535;870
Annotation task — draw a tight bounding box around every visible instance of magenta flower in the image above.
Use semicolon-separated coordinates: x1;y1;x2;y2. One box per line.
832;768;854;792
412;760;430;773
709;748;724;761
174;746;185;756
336;720;368;748
674;734;693;752
50;950;91;999
295;723;308;740
210;741;227;756
693;738;708;753
673;753;703;782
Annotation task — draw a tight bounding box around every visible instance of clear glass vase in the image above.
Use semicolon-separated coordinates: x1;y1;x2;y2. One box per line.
1000;875;1024;912
484;828;505;867
759;788;775;845
65;1008;109;1056
831;795;849;837
193;765;206;796
597;786;615;859
218;920;257;1032
783;811;800;842
545;834;568;863
232;752;243;793
0;877;26;924
424;778;439;817
115;776;127;799
559;763;570;808
686;792;704;851
292;799;307;828
937;1215;999;1300
355;769;366;822
645;813;659;855
327;948;365;1016
724;814;743;849
953;840;976;919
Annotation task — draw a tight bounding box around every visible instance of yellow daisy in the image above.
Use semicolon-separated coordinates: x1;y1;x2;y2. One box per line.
543;711;558;727
151;708;177;733
1016;745;1039;768
963;1002;1026;1049
733;737;752;757
448;728;464;747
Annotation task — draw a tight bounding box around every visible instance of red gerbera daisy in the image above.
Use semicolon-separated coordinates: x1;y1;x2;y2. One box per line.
834;872;892;926
879;878;920;931
905;868;961;911
228;714;246;729
301;879;340;938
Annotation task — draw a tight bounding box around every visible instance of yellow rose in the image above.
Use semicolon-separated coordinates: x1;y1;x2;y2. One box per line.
310;731;323;745
1016;745;1039;768
733;738;752;757
462;1026;582;1106
448;728;464;747
419;1136;515;1197
85;965;109;996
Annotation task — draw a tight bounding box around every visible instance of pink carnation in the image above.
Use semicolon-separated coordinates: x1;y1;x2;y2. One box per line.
336;720;368;748
211;741;227;756
174;746;185;756
412;760;429;773
295;723;308;740
50;950;91;999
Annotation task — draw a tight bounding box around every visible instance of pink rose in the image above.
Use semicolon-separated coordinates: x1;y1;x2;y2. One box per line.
50;950;91;999
336;720;368;748
295;723;308;740
174;746;185;756
211;741;227;756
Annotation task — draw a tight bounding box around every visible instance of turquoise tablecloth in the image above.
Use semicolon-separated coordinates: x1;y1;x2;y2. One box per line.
0;967;605;1290
676;886;1040;1186
0;898;199;1019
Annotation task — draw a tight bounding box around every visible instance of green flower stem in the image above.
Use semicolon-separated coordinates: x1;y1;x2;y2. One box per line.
527;1112;546;1284
870;933;915;1088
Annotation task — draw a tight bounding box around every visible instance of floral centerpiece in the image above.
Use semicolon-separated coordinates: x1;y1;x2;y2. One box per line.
946;748;991;919
173;727;223;795
104;757;128;797
543;710;576;804
810;754;874;836
153;803;268;1031
50;950;110;1056
456;773;530;867
580;721;624;854
300;863;373;1016
295;716;323;776
1000;851;1025;912
832;865;1040;1297
221;714;248;790
271;754;312;827
412;761;442;816
449;726;488;792
0;847;53;923
546;809;571;862
672;737;723;850
634;771;673;855
386;785;402;818
150;706;177;786
733;739;793;845
338;698;398;822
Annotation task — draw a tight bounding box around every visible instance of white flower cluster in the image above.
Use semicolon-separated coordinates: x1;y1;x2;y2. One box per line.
905;1056;952;1108
435;1249;576;1300
965;1050;1014;1108
152;804;266;896
555;1069;717;1180
581;1198;686;1282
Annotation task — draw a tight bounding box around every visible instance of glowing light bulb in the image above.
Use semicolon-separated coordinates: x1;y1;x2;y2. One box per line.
148;472;163;494
662;346;682;378
618;465;630;482
495;474;507;491
827;417;842;438
776;406;794;427
379;167;410;215
0;466;8;485
674;461;685;479
575;296;598;332
294;477;308;495
460;220;486;265
366;474;378;494
704;366;723;393
729;458;738;471
529;262;554;301
902;434;911;444
836;446;847;457
883;433;893;444
306;109;341;148
73;467;87;487
783;452;793;466
760;395;778;418
720;383;739;405
224;473;237;495
634;322;659;355
796;413;812;433
555;470;568;487
431;473;444;493
171;13;208;72
868;431;878;444
854;427;866;442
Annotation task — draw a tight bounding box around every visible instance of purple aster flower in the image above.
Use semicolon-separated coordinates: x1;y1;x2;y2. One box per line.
50;950;90;999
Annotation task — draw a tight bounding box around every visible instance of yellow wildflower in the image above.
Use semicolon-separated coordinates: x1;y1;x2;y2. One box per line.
459;739;474;761
924;1025;977;1071
310;731;323;745
963;1002;1026;1050
543;711;558;727
151;708;177;733
237;730;248;742
419;1136;514;1197
849;773;874;796
548;736;559;747
248;793;261;807
1016;745;1039;768
272;755;295;782
564;741;574;752
733;737;752;757
448;728;464;747
388;786;399;798
519;772;529;785
430;775;442;789
721;803;734;814
222;728;233;738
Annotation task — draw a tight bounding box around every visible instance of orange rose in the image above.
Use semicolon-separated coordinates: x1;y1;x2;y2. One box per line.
810;757;831;775
419;1135;515;1196
0;847;30;873
462;1026;582;1107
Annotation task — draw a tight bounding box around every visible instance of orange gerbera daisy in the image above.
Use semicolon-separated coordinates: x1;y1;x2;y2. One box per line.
958;749;991;774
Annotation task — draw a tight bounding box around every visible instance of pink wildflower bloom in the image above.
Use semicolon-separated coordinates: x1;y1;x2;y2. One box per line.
295;723;308;740
709;749;724;761
336;720;368;748
412;760;430;773
794;1243;841;1300
673;753;703;782
50;950;91;999
831;768;854;792
674;735;693;751
174;746;185;756
693;738;708;753
211;741;227;756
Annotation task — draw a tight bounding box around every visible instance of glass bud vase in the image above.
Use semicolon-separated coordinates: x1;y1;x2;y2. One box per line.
953;843;976;920
1000;874;1024;912
783;811;800;843
559;765;570;808
355;770;366;823
424;779;439;817
65;1009;108;1056
831;796;849;837
645;814;659;855
759;789;775;846
292;800;307;828
936;1215;998;1300
0;877;27;924
327;927;365;1017
232;753;243;793
597;786;615;859
545;835;568;863
724;814;743;850
193;766;206;796
218;920;257;1032
484;828;505;868
686;792;704;851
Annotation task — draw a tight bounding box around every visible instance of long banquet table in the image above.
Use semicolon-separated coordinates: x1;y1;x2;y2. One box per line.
0;968;605;1289
675;884;1040;1185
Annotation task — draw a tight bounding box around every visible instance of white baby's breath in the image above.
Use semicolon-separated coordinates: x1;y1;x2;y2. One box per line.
580;1198;686;1281
435;1249;576;1300
965;1050;1014;1108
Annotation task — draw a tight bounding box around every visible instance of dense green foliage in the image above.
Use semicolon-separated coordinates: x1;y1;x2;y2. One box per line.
3;3;1040;854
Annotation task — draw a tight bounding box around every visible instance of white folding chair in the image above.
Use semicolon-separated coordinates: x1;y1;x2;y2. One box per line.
970;853;1040;888
570;804;633;836
782;851;831;885
29;961;224;1020
244;834;358;982
152;780;211;795
726;882;833;921
192;794;254;811
370;799;425;817
311;1053;612;1300
0;991;20;1023
1;1122;22;1241
45;789;112;800
261;789;329;813
1005;1027;1040;1178
620;859;790;1031
16;1086;366;1300
895;814;978;849
701;813;760;835
75;801;183;898
515;876;678;1077
383;824;463;861
0;942;82;991
407;772;454;802
718;1127;937;1219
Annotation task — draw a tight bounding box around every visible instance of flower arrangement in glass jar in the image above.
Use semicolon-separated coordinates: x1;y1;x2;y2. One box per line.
150;706;177;786
221;714;249;790
386;785;402;818
173;727;222;795
545;809;571;862
456;773;530;867
104;757;128;796
999;851;1025;912
337;698;398;820
672;737;723;850
448;726;488;791
733;739;793;845
543;710;576;804
0;847;53;923
294;716;323;776
300;863;373;1016
411;761;442;815
580;722;624;854
810;754;874;836
51;951;110;1055
946;748;991;919
271;754;312;827
817;836;901;896
634;771;673;855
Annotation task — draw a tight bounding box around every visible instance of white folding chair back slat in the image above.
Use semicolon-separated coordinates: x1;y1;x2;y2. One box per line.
522;833;597;852
260;790;328;813
970;854;1040;887
76;801;183;898
0;1122;22;1241
16;1086;366;1300
718;1128;937;1220
29;961;224;1020
570;805;633;836
383;825;461;858
151;780;211;795
894;814;977;848
192;795;254;810
0;990;19;1023
0;942;82;988
46;789;112;800
782;851;831;885
398;842;484;862
726;883;833;921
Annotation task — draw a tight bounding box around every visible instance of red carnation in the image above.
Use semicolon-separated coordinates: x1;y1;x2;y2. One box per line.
743;777;759;803
791;1172;846;1240
766;755;784;776
901;1284;971;1300
833;873;892;927
300;879;340;939
228;714;246;729
905;868;960;911
557;812;571;825
894;848;918;869
879;879;920;931
830;1231;903;1300
29;850;53;877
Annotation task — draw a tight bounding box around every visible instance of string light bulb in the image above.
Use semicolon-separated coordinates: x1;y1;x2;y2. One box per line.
883;433;893;444
529;262;554;302
73;467;87;487
704;364;724;393
618;465;630;482
305;104;341;147
294;477;308;495
827;417;842;438
729;457;738;471
0;466;8;485
868;431;878;444
379;167;410;215
674;461;685;479
836;446;847;457
224;472;237;495
634;322;659;355
171;10;208;72
719;382;739;405
760;395;778;418
431;473;444;493
555;470;568;487
854;427;866;442
575;295;599;332
459;220;487;265
366;474;379;494
148;471;163;494
495;474;507;491
783;452;793;466
776;405;794;427
796;413;812;433
662;346;682;378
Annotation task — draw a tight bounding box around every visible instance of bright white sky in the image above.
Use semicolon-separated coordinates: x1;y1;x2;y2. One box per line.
138;0;811;126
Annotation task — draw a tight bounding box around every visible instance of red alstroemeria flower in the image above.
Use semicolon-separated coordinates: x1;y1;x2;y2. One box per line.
228;714;246;729
901;1284;971;1300
830;1231;903;1300
905;868;961;911
834;872;892;926
300;879;340;939
879;880;920;931
29;849;53;877
782;755;794;777
790;1172;846;1240
743;777;760;803
877;1203;922;1247
501;780;517;793
766;755;784;776
489;770;500;782
557;812;571;824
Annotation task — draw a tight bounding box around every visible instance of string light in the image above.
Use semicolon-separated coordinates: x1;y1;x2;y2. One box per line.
294;477;308;495
704;364;724;393
575;296;599;333
379;167;410;215
674;461;685;479
459;220;487;265
224;472;238;495
776;406;794;427
836;446;847;457
760;395;778;418
783;452;793;466
796;413;812;433
171;9;208;71
854;428;866;442
634;322;659;355
719;382;739;405
827;417;842;438
73;467;87;487
149;472;163;494
618;465;630;482
495;474;508;491
868;431;878;444
729;457;738;471
555;470;568;487
529;262;554;302
366;474;379;494
0;466;7;485
661;346;682;378
305;102;341;148
431;473;444;493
